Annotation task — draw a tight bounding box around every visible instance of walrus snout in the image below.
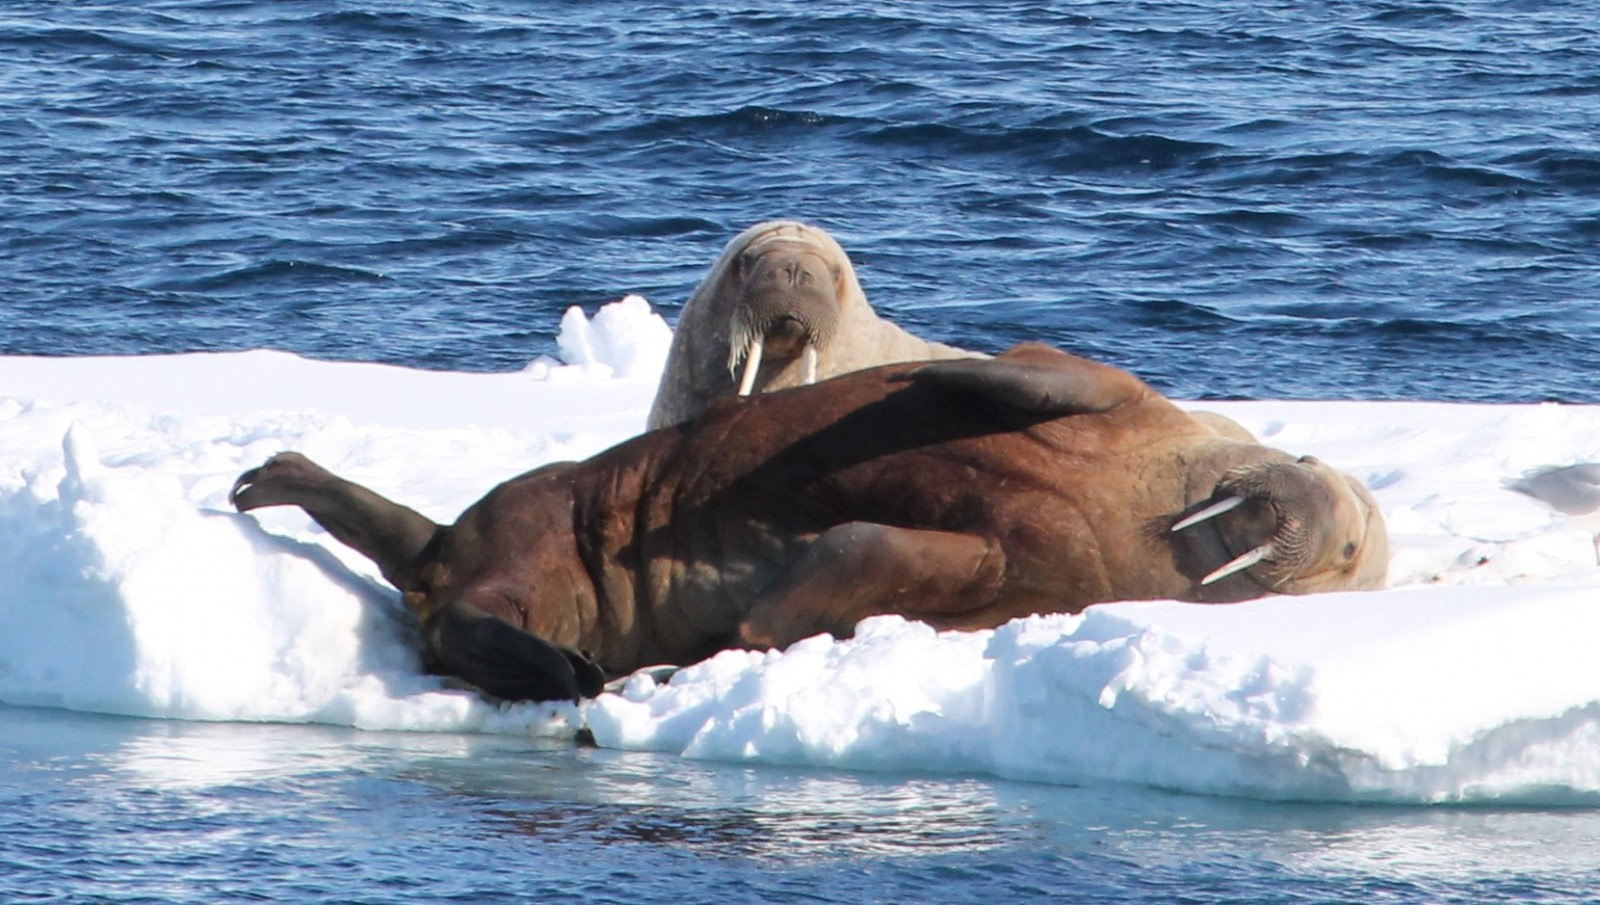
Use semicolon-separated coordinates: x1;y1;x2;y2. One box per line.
647;219;978;429
1172;457;1387;593
726;248;842;395
729;312;825;396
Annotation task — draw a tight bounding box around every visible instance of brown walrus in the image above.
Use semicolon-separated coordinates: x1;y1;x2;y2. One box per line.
232;343;1388;703
647;219;979;429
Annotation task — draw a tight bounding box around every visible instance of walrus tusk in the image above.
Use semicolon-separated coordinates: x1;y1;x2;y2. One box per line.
1201;543;1273;585
736;337;764;396
1171;495;1246;532
802;344;819;385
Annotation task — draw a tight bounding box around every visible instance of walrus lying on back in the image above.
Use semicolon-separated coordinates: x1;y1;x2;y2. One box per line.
233;343;1388;702
647;219;979;429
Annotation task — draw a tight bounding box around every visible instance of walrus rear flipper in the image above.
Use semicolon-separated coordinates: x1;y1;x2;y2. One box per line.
423;601;606;703
906;342;1144;416
738;522;1007;649
231;452;440;591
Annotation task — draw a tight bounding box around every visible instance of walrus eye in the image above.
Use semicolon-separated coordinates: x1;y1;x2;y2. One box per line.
1342;542;1357;559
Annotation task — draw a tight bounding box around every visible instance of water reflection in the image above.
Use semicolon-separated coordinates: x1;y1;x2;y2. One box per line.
1006;786;1600;888
416;747;1013;859
5;704;1600;902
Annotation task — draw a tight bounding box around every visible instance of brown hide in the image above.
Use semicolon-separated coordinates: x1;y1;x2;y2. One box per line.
234;343;1387;700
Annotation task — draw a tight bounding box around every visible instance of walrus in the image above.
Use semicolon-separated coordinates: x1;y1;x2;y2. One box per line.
646;219;980;429
232;343;1388;703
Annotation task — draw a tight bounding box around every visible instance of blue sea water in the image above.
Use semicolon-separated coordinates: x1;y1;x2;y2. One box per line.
5;0;1600;901
6;0;1600;401
7;704;1600;905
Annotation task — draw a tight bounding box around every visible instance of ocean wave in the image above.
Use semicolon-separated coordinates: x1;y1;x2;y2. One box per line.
642;105;856;137
1;24;174;56
159;260;390;293
1359;4;1476;28
1495;148;1600;189
5;0;1600;402
865;122;1230;177
304;9;477;40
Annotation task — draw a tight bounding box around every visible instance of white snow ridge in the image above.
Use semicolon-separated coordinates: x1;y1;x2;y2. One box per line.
4;296;1600;804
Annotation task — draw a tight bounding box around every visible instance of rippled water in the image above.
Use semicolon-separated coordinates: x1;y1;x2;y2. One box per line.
6;1;1600;901
6;0;1600;401
6;705;1600;904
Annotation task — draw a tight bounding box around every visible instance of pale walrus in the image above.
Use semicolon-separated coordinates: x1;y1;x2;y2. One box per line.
646;219;980;429
233;343;1388;702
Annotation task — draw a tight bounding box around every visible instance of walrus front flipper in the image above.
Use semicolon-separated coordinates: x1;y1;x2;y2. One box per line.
423;601;606;703
907;342;1145;416
231;452;440;591
738;522;1007;649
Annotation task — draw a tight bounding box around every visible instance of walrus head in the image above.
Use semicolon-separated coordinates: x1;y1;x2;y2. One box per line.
1171;455;1388;595
726;243;844;395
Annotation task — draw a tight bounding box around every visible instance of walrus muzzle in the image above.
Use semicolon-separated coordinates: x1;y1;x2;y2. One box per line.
1172;455;1385;593
726;247;840;395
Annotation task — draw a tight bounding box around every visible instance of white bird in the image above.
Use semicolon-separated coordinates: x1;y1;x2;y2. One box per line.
1504;463;1600;564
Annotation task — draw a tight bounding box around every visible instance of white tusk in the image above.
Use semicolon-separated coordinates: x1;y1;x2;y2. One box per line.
736;337;764;396
1171;495;1246;532
1200;543;1273;585
801;344;819;385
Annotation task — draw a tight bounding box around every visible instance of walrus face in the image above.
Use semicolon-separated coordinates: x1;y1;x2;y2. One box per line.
726;245;843;395
1172;456;1388;595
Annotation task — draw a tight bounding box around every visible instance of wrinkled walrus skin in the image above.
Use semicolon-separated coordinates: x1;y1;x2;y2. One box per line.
647;219;980;429
233;343;1388;702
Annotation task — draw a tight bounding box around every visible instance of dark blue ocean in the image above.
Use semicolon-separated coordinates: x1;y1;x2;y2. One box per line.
5;1;1600;902
8;0;1600;402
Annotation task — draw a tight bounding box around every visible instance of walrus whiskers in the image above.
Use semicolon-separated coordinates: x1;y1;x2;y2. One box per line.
732;324;821;395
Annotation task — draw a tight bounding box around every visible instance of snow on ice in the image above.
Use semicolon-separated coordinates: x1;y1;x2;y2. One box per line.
3;295;1600;804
